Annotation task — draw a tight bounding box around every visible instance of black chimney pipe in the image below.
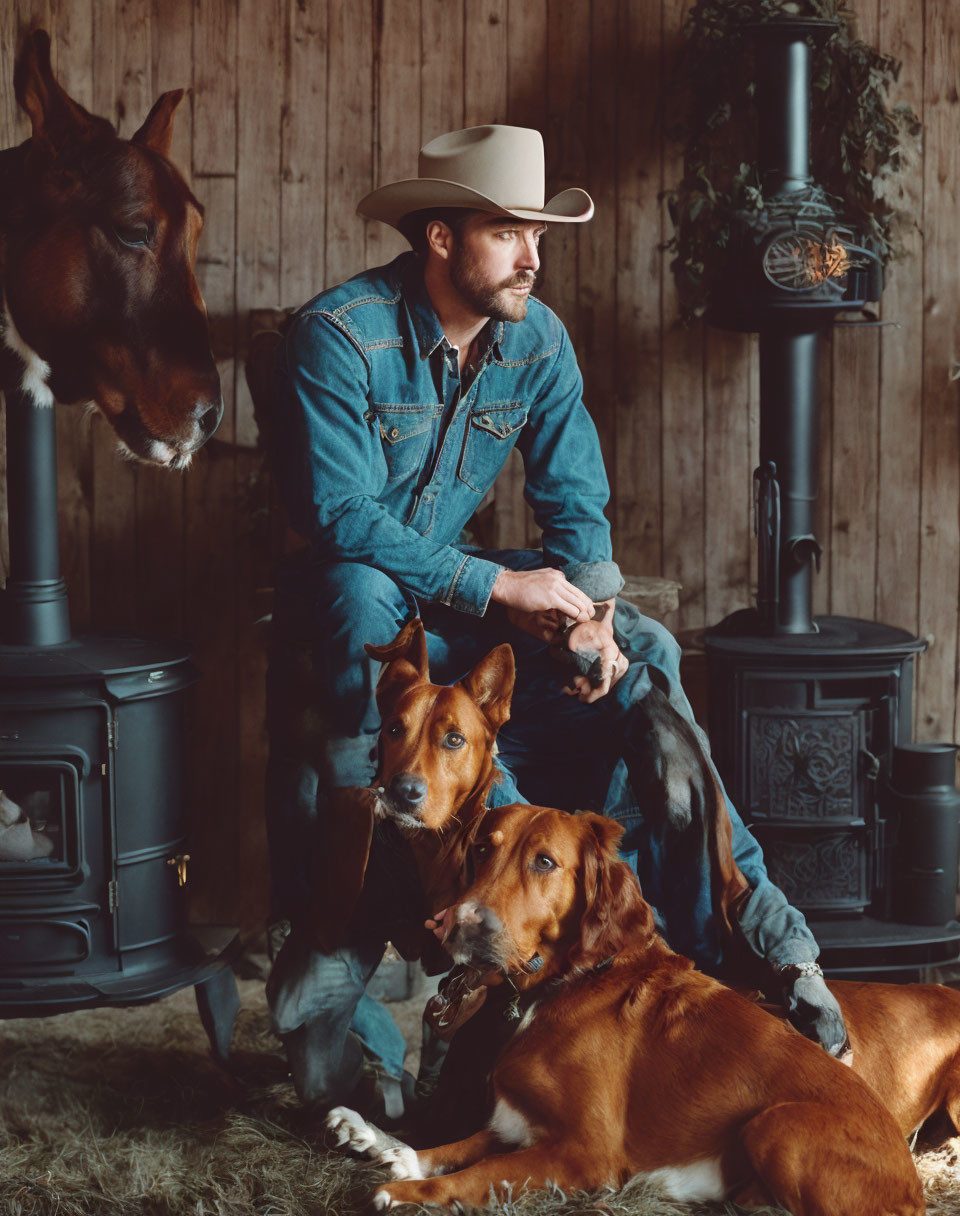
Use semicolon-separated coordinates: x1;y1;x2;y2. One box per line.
1;387;71;646
750;18;833;635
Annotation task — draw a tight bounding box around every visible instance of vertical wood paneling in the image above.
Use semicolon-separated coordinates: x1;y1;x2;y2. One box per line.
614;0;662;576
51;0;95;632
325;0;374;287
420;0;462;141
3;0;960;930
828;2;881;625
877;0;923;637
918;0;960;740
136;0;191;640
496;0;547;550
368;0;420;273
184;0;240;925
703;328;751;623
231;0;284;928
829;326;880;620
661;0;705;633
89;0;140;629
280;0;328;306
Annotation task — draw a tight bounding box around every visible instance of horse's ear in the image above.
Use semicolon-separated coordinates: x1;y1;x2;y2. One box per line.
15;30;112;157
365;619;430;717
132;89;185;158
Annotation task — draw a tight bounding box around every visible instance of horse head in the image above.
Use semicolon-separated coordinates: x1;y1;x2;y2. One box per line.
0;30;222;469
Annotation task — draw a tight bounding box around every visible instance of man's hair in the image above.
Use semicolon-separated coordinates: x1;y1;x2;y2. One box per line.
397;207;480;254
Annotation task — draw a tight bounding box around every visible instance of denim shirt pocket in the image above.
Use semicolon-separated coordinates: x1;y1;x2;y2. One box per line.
457;401;529;492
369;402;441;482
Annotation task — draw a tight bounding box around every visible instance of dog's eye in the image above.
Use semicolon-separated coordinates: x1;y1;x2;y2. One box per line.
443;731;465;749
533;853;557;872
387;720;404;738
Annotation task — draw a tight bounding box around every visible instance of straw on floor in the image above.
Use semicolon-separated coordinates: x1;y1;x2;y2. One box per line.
1;977;958;1216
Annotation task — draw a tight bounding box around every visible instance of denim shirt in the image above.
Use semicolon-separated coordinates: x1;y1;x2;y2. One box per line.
272;252;613;614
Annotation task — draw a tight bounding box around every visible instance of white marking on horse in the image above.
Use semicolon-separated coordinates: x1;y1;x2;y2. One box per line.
489;1097;535;1148
2;297;54;407
643;1157;726;1201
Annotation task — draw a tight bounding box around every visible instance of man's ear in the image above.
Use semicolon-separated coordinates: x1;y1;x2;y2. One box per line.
15;29;113;161
458;643;515;731
365;618;430;716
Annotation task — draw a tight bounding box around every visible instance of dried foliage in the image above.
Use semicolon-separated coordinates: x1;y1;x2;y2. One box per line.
0;981;958;1215
665;0;921;321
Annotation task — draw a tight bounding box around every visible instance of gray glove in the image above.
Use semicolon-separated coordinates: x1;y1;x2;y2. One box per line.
780;963;851;1058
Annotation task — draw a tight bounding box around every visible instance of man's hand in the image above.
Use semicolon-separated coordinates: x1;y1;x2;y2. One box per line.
491;568;595;623
562;610;629;703
781;964;852;1062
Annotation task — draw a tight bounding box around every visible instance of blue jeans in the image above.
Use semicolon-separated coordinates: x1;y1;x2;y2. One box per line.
265;548;816;1103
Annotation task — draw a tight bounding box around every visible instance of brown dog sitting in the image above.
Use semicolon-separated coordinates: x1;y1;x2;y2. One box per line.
329;798;924;1214
305;617;515;958
266;618;516;1115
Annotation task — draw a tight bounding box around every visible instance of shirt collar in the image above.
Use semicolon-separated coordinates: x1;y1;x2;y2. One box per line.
401;255;505;362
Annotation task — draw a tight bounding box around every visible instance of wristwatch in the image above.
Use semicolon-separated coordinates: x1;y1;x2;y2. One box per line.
776;960;824;982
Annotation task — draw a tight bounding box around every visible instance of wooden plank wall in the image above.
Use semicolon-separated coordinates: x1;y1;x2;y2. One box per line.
0;0;957;929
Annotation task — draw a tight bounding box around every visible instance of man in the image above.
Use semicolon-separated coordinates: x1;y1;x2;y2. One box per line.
266;125;847;1117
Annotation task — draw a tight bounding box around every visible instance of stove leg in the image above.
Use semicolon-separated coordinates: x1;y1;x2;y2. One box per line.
195;965;240;1063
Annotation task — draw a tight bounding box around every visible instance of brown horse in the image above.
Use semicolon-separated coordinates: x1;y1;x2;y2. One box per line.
0;29;221;469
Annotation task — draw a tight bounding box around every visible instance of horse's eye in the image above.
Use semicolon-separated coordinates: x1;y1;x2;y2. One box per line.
533;853;557;872
474;843;490;858
387;720;404;738
443;731;465;749
114;224;151;248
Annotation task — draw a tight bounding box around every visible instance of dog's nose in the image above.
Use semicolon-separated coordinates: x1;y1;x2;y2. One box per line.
457;901;502;937
390;772;428;806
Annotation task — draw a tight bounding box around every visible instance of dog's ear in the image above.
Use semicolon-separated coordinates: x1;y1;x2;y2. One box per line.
625;686;751;938
458;643;515;731
309;786;377;954
365;618;430;716
568;812;654;970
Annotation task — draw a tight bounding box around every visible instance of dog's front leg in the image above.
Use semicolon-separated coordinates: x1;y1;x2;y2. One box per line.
373;1142;602;1209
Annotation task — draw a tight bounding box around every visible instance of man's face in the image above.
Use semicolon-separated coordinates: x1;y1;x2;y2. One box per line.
448;215;546;323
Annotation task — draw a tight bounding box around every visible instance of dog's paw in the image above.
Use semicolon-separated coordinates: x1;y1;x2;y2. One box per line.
372;1188;398;1210
376;1143;423;1180
324;1105;377;1155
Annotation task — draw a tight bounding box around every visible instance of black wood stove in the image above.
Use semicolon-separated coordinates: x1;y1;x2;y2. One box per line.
703;18;960;980
0;389;239;1055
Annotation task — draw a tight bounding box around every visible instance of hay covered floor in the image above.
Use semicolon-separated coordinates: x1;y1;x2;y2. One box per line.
1;977;959;1216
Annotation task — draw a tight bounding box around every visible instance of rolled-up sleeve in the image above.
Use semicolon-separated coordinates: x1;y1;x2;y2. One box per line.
272;312;503;614
515;325;613;569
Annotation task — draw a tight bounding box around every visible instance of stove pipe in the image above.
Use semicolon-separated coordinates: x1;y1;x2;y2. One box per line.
750;19;835;635
1;389;71;646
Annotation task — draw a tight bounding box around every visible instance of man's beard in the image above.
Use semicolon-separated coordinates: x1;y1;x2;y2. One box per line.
450;247;536;323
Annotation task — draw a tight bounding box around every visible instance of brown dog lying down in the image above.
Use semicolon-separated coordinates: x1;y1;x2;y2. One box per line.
328;800;925;1214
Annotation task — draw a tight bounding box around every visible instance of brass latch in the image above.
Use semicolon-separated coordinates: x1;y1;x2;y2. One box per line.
166;853;190;886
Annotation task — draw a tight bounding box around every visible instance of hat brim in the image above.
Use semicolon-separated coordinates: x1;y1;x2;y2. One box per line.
356;178;594;229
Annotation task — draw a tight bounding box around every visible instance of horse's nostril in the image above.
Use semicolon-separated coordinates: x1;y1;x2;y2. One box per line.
390;772;428;806
192;396;223;433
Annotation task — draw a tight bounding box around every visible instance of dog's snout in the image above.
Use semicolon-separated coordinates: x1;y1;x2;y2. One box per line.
390;772;428;807
456;900;503;937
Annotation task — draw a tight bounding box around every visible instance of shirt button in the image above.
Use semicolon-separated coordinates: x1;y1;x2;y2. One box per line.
481;415;492;425
390;427;399;438
424;493;434;502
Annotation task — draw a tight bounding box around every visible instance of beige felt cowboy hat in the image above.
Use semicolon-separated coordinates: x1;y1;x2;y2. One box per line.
356;125;594;229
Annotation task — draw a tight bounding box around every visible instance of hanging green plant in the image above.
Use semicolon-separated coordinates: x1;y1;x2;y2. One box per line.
664;0;921;321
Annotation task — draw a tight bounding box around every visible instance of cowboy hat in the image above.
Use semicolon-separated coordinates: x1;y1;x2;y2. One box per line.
356;125;594;229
